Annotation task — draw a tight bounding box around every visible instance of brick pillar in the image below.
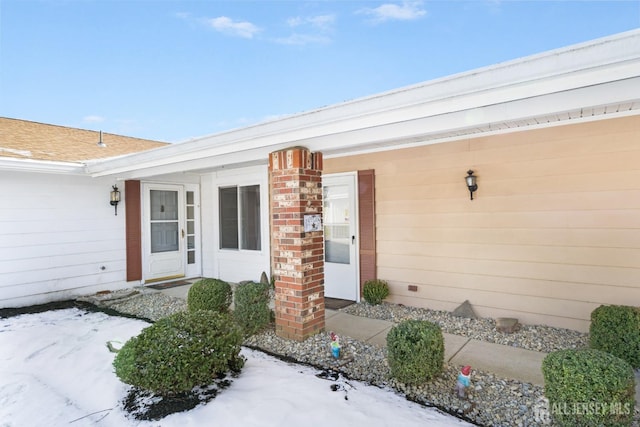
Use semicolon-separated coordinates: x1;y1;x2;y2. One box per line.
269;147;325;341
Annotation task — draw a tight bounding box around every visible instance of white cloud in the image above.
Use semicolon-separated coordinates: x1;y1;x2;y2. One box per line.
279;14;335;45
358;1;427;23
83;115;105;123
288;14;335;31
287;16;304;27
204;16;260;39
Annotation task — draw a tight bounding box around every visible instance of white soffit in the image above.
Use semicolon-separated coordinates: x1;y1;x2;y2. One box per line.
87;29;640;178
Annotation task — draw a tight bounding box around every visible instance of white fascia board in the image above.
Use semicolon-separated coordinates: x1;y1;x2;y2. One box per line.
90;72;640;179
356;29;640;112
87;30;640;178
324;108;640;160
306;78;640;155
0;158;86;175
270;62;640;151
187;30;640;142
106;156;270;180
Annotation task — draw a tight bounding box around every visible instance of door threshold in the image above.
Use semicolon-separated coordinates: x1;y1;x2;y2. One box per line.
146;278;199;290
324;297;356;310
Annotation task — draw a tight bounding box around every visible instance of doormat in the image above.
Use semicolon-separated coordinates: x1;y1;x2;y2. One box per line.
324;298;355;310
147;280;193;290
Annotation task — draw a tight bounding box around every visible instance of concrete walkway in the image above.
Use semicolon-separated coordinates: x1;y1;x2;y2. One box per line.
326;309;640;400
325;309;546;386
158;284;546;386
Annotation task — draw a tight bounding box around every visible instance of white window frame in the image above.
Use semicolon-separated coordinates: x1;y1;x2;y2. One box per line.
218;184;262;251
207;165;270;283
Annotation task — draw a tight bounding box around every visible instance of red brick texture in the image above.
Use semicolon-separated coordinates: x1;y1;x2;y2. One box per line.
269;147;325;341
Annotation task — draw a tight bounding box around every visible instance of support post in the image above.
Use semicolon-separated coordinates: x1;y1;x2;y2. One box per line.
269;147;325;341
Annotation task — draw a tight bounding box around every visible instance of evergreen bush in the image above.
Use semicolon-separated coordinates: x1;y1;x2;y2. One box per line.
590;304;640;369
113;310;244;394
187;278;232;313
362;279;389;305
542;349;634;427
387;319;444;385
234;281;272;336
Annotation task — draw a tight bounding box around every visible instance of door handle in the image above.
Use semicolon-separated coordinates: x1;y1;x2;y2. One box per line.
352;235;355;244
181;229;185;238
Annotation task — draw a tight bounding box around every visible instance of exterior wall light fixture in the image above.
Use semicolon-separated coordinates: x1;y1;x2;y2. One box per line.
110;185;121;215
465;170;478;200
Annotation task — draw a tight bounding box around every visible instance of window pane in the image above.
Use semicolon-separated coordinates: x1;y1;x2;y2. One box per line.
150;190;178;221
323;184;350;264
187;220;194;235
187;250;195;264
186;191;194;205
219;187;238;249
240;185;261;250
187;206;194;220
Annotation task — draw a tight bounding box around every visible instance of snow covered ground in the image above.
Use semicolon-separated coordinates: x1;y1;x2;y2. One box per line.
0;308;471;427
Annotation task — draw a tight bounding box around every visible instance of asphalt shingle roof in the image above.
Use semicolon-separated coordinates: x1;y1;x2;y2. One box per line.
0;117;168;163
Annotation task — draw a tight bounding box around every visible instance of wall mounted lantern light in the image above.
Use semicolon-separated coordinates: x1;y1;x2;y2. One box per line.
465;170;478;200
110;185;121;215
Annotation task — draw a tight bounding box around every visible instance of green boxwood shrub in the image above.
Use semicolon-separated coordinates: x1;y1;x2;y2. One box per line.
113;310;244;394
590;304;640;369
542;349;635;427
187;278;232;313
387;320;444;385
362;279;389;305
234;281;272;336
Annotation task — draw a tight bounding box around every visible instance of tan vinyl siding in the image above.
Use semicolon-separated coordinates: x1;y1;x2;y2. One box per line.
324;115;640;332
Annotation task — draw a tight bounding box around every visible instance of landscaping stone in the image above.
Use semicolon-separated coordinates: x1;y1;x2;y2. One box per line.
260;271;270;284
452;300;478;320
496;317;519;334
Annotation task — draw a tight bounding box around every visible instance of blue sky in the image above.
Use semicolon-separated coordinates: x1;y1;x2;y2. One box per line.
1;1;639;143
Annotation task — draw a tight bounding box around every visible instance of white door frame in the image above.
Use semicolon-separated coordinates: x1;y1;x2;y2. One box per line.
323;172;360;301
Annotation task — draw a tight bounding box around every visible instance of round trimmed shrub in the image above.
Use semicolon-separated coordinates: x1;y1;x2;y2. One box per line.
113;310;244;394
590;304;640;369
387;320;444;385
542;349;635;427
363;279;389;305
234;281;272;336
187;278;232;313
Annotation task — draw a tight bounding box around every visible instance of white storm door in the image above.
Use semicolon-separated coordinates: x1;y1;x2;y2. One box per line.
143;184;185;282
323;174;359;301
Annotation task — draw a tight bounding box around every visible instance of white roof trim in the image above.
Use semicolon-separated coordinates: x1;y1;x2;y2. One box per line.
0;157;86;174
324;108;640;160
86;29;640;178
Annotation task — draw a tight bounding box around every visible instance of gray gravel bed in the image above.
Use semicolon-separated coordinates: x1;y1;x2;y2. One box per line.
84;290;638;427
343;302;589;354
79;288;187;321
